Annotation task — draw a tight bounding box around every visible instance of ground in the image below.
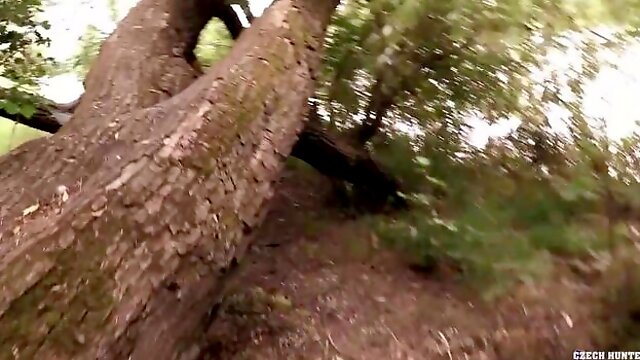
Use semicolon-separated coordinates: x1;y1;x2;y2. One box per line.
203;165;607;360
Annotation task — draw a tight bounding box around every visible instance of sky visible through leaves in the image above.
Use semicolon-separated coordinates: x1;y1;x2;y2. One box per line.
35;0;640;145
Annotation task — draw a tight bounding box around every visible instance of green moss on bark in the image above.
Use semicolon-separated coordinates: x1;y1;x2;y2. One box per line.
0;226;115;358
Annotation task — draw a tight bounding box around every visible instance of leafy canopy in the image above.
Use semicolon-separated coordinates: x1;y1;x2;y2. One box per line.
0;0;54;118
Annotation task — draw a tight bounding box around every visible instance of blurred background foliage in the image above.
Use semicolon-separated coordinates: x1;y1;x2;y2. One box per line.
0;0;55;118
273;0;640;297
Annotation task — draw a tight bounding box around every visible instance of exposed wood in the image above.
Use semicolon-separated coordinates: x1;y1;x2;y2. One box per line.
0;0;254;217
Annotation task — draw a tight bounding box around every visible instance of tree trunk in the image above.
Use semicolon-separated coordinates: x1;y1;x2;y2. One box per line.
0;0;339;358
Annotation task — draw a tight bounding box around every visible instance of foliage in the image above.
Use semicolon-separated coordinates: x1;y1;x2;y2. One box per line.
3;0;640;304
70;25;107;78
57;0;121;78
370;126;639;297
194;19;234;68
317;0;640;135
305;0;640;297
0;0;54;118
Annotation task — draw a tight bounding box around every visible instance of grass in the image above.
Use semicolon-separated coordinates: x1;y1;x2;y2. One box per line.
0;117;47;155
369;199;626;299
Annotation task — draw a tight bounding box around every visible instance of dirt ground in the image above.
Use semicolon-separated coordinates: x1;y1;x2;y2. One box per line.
203;168;604;360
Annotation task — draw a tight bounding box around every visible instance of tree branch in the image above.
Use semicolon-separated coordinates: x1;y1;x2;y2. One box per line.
352;75;394;145
1;0;246;134
0;98;78;133
216;2;245;40
67;0;247;129
351;39;453;146
294;118;406;209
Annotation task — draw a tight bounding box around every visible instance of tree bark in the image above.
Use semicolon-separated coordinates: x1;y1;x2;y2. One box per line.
0;0;339;358
2;103;405;211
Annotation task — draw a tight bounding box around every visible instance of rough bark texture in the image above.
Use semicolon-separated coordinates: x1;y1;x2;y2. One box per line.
0;0;339;358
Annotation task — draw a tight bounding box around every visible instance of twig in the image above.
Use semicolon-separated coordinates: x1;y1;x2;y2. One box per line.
437;330;453;360
327;331;357;360
383;320;412;358
588;29;612;43
383;321;400;345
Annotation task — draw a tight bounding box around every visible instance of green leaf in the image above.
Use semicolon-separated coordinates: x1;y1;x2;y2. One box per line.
415;156;431;167
426;175;447;189
1;100;20;115
19;103;37;118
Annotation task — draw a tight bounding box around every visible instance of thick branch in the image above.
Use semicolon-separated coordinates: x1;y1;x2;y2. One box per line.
293;120;406;208
216;2;245;40
0;0;252;206
1;0;245;133
0;107;61;133
0;98;78;133
68;0;246;129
